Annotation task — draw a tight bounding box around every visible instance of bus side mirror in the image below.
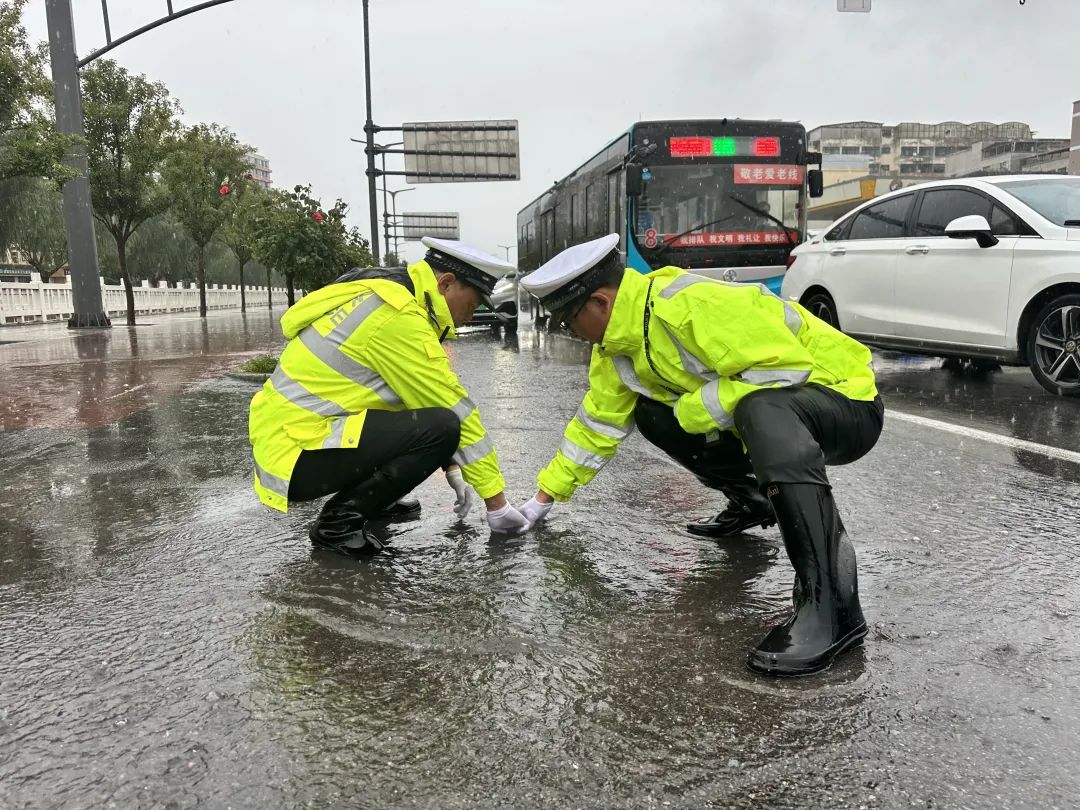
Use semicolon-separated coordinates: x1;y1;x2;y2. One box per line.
808;169;824;198
626;165;644;197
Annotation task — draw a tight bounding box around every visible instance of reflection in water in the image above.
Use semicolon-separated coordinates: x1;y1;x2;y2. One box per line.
1;321;1080;806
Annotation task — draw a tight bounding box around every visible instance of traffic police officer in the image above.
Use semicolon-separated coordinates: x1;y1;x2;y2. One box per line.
249;237;530;557
517;234;884;676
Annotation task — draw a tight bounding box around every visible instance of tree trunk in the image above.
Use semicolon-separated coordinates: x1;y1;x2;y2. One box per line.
266;266;273;310
197;246;207;318
286;273;295;307
239;257;247;313
117;237;136;327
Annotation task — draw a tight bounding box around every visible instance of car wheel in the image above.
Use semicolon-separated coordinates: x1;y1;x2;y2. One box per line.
1026;293;1080;397
803;291;839;329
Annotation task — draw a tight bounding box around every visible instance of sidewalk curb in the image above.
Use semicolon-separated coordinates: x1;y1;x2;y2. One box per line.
224;372;271;384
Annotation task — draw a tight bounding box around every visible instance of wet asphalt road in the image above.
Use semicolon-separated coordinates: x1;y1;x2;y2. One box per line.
1;309;1078;809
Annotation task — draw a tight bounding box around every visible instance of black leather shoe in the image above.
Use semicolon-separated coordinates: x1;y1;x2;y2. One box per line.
746;483;866;676
687;501;776;537
370;494;421;521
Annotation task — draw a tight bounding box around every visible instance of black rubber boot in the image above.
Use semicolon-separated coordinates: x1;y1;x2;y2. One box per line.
687;479;776;537
309;491;384;558
370;494;421;522
747;483;866;676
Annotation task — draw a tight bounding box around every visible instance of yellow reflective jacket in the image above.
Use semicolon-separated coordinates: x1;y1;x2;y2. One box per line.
249;260;505;512
537;267;878;502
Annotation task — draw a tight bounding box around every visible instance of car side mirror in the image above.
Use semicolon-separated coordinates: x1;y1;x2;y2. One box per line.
626;165;644;197
808;169;824;198
945;214;998;248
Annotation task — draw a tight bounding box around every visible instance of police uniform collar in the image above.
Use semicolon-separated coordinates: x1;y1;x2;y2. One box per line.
597;268;651;356
409;261;456;341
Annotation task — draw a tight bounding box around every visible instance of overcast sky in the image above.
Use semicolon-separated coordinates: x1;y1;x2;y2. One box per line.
23;0;1080;264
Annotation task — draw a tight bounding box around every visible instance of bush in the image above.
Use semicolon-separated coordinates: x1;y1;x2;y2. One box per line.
239;354;278;374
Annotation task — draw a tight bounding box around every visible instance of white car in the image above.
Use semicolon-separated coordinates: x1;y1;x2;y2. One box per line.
783;175;1080;396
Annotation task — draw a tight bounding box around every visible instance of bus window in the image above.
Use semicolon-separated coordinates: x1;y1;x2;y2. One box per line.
608;172;622;238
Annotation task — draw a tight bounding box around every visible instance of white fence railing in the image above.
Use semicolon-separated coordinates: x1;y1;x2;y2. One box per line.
0;279;291;325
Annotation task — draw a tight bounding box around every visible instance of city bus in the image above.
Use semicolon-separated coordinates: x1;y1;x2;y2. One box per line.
516;119;823;314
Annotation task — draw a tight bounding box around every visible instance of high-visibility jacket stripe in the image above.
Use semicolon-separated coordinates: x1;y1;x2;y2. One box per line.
574;404;634;439
298;326;402;407
269;367;350;418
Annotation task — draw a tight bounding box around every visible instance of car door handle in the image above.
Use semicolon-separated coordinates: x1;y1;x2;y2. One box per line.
905;245;930;255
829;247;847;256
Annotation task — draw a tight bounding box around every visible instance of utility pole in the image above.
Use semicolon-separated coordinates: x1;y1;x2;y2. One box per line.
45;0;109;327
361;0;381;264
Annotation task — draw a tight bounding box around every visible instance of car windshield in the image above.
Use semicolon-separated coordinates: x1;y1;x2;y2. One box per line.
634;164;801;244
997;178;1080;227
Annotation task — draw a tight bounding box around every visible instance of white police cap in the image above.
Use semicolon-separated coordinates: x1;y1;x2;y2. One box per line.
421;236;514;297
520;234;620;312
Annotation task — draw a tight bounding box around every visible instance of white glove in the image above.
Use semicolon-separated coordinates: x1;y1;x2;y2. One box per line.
486;503;530;535
446;467;476;519
519;496;554;528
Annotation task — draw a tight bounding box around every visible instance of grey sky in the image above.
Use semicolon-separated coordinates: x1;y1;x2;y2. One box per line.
23;0;1080;264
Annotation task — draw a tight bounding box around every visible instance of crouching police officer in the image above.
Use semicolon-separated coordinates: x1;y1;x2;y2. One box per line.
249;237;530;557
517;234;884;676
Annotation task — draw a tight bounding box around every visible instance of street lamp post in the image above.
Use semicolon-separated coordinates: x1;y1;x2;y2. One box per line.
361;0;381;265
385;187;415;256
498;244;515;261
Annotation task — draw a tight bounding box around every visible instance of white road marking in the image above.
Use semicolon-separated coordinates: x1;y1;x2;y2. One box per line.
888;409;1080;466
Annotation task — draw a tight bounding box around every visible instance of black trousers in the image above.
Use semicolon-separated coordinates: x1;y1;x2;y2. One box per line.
634;385;884;494
288;408;460;514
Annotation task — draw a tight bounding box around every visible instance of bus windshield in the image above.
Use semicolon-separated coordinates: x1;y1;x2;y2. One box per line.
634;163;802;249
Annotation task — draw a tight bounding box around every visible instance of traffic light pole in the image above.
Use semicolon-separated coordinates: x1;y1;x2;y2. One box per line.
45;0;110;328
361;0;381;265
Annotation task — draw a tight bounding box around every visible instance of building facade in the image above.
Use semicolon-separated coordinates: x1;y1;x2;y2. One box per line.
943;139;1071;177
1071;100;1080;175
808;120;1034;183
246;151;273;189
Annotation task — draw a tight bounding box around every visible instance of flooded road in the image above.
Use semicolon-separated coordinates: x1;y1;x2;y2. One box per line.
2;312;1078;808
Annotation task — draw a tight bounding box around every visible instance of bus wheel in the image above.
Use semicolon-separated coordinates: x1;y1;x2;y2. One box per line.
804;291;839;329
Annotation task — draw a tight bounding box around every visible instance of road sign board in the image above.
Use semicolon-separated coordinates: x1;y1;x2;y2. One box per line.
400;212;460;240
402;120;519;184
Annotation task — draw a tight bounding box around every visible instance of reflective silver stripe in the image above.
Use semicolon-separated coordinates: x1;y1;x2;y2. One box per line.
559;438;609;470
659;322;713;379
450;396;477;422
575;404;634;440
270;367;350;418
299;326;402;407
321;417;347;448
699;378;735;429
783;302;803;336
611;355;652;397
658;273;716;299
452;434;495;466
254;459;290;498
739;368;811;387
326;292;384;345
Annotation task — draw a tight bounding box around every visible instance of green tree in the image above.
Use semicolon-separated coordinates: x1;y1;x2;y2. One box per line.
382;250;403;267
81;59;181;325
251;184;373;306
221;185;267;312
126;213;196;285
0;0;71;183
161;124;250;317
6;178;67;280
